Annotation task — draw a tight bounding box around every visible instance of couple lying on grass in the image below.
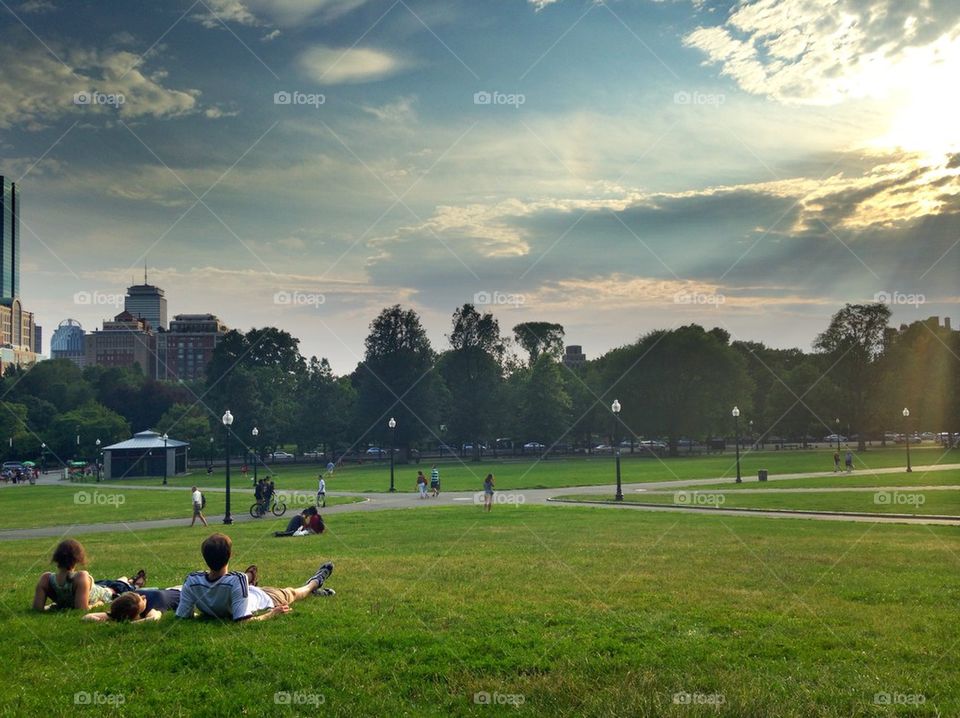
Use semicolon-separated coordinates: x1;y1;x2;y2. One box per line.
33;536;335;623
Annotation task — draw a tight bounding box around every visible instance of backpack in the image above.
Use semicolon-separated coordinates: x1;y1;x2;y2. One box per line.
201;493;207;509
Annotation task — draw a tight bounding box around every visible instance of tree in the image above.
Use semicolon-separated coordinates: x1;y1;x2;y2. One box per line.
513;322;565;365
49;402;129;462
438;304;504;459
517;355;572;450
813;303;891;451
355;306;442;455
156;403;213;454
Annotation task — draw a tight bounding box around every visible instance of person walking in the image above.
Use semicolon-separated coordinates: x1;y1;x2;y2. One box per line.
430;465;440;497
190;486;208;527
317;475;326;508
833;451;840;472
416;471;428;499
483;473;495;512
844;449;854;473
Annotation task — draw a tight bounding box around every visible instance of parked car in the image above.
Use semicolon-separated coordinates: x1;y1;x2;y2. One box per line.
823;434;847;443
269;451;295;460
523;442;545;450
593;444;613;453
639;440;667;450
303;450;324;459
365;447;388;457
920;432;936;441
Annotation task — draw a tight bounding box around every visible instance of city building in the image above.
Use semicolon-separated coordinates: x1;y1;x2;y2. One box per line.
124;269;167;331
0;176;39;372
50;319;86;367
84;310;156;376
156;313;228;381
562;344;587;370
33;324;41;355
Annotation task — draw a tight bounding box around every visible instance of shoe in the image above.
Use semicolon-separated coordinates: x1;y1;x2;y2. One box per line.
308;562;334;588
245;564;259;587
132;569;147;589
312;587;336;597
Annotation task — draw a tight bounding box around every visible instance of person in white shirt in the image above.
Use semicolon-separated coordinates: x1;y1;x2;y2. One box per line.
317;476;326;508
176;533;335;622
190;486;208;527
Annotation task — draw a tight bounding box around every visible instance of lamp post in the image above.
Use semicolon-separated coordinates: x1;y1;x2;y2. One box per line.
95;439;101;481
903;407;912;473
40;443;46;474
388;417;397;492
835;418;841;452
612;399;623;501
162;433;169;486
222;410;234;524
732;406;742;483
208;437;214;469
252;427;259;484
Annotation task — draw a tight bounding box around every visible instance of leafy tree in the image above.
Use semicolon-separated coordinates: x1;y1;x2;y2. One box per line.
49;402;129;462
513;322;565;365
517;355;572;450
813;303;891;450
156;403;214;455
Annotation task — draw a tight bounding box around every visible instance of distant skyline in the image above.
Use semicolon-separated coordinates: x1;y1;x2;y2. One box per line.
3;0;958;372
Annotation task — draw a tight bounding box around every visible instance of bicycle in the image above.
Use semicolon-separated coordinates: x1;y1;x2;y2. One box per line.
249;495;287;518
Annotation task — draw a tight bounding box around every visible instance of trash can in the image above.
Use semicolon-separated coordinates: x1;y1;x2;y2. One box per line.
758;469;768;482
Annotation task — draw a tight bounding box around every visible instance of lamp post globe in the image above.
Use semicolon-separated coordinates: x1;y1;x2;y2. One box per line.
222;410;234;524
388;417;397;493
611;400;623;501
732;406;742;483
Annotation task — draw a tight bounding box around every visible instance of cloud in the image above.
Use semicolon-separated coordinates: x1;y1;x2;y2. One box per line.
261;29;282;42
361;96;417;124
684;0;960;105
192;0;371;28
18;0;56;12
299;45;409;85
0;42;199;129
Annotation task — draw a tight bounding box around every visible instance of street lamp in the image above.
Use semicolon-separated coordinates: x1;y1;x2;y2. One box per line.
388;417;397;493
95;439;101;482
612;399;623;501
252;427;259;484
40;443;46;474
903;408;912;473
208;436;214;469
732;406;742;483
835;418;841;452
222;410;234;524
162;433;169;486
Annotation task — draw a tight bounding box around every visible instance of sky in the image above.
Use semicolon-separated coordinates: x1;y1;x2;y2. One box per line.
2;0;959;372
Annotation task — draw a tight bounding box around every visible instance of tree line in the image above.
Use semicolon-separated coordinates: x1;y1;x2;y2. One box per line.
2;302;957;464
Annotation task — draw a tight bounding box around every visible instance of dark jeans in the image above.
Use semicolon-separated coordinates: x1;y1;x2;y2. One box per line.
95;579;136;596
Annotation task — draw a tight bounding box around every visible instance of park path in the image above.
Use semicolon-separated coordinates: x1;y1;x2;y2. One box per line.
1;462;958;541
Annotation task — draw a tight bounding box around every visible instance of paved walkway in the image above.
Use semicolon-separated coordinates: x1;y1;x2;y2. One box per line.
1;463;958;541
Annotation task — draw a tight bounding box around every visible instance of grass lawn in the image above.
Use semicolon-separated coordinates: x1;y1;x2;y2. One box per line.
0;486;362;530
691;468;960;492
560;487;960;516
0;506;957;716
134;446;956;493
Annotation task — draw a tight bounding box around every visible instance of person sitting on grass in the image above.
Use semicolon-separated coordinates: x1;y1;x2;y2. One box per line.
83;586;182;623
175;533;335;623
274;507;325;537
32;539;147;611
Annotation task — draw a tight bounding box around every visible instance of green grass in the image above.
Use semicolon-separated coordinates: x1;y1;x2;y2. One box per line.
691;468;960;492
0;486;362;530
0;506;958;716
127;446;956;493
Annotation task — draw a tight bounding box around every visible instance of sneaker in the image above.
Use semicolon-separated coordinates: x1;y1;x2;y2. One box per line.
312;587;336;597
245;564;259;587
307;561;334;588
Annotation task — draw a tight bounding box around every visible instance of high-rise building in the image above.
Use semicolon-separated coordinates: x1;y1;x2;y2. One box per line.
50;319;86;367
562;344;587;370
124;269;167;331
0;176;38;371
84;310;156;376
156;313;228;381
0;176;19;301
